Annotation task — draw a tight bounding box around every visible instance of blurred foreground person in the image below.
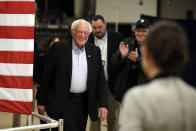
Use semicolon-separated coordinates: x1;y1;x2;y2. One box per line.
120;20;196;131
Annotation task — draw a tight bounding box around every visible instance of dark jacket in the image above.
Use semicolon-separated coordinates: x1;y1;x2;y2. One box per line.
33;55;48;85
88;31;124;94
37;40;107;121
34;42;61;100
112;37;148;102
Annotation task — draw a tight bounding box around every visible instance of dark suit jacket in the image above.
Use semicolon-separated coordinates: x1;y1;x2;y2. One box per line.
37;39;107;121
88;31;124;94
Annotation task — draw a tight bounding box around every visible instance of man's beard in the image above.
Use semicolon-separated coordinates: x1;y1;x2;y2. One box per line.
95;32;105;39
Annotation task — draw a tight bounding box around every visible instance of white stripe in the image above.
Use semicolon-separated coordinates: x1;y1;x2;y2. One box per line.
0;0;34;1
0;39;34;51
0;63;33;76
0;88;32;102
0;14;35;26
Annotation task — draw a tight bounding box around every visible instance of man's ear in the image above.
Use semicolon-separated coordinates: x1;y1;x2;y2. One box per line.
70;30;74;36
104;23;107;29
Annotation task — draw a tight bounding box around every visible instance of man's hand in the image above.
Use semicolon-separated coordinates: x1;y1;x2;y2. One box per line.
98;107;108;121
38;105;46;115
128;48;138;62
119;41;129;59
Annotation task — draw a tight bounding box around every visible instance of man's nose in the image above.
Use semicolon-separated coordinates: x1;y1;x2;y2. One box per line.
81;32;86;37
94;28;100;32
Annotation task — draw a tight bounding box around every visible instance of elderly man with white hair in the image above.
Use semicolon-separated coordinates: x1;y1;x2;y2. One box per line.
37;19;108;131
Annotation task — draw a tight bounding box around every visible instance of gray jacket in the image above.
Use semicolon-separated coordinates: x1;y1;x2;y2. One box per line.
120;76;196;131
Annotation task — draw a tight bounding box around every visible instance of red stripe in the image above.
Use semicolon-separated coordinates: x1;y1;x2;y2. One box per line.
0;75;33;89
0;1;35;14
0;100;33;114
0;26;34;39
0;51;34;64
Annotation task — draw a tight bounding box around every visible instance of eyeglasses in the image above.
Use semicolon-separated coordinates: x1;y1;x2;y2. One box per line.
74;30;90;36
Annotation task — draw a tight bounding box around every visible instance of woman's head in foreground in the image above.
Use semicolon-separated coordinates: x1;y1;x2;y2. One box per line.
142;20;188;76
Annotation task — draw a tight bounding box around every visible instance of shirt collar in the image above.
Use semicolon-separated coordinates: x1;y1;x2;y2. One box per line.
72;40;85;53
151;73;177;81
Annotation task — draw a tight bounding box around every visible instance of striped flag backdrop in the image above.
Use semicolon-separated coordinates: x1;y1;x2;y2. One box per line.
0;0;35;114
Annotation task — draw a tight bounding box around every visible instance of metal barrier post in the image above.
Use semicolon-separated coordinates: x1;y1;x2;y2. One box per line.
27;115;33;126
58;119;63;131
0;112;63;131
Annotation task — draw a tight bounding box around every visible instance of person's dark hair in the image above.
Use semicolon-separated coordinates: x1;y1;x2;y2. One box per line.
144;20;188;74
91;15;105;23
43;34;61;56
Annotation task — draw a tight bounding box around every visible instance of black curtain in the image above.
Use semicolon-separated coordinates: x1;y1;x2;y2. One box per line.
37;0;74;16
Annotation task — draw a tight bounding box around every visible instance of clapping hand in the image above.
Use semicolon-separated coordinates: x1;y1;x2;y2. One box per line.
128;48;138;62
119;41;129;59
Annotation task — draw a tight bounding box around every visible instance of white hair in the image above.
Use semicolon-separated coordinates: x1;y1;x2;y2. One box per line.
71;19;92;33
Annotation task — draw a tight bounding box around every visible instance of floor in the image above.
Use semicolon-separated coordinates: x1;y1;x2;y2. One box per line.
0;87;122;131
0;101;122;131
0;109;109;131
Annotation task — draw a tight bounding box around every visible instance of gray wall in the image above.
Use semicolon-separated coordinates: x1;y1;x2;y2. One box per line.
96;0;157;23
94;0;196;23
74;0;196;22
159;0;196;19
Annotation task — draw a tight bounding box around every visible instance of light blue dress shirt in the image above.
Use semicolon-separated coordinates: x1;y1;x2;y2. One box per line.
70;41;88;93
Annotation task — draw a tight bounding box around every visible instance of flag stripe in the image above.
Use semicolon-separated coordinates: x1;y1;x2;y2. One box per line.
0;14;35;26
0;88;32;101
0;0;34;115
0;0;34;1
0;51;34;64
0;63;33;76
0;26;34;39
0;100;33;115
0;39;34;51
0;75;32;89
0;1;35;14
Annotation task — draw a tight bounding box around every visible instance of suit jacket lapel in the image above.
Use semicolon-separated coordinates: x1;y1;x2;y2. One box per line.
85;44;92;88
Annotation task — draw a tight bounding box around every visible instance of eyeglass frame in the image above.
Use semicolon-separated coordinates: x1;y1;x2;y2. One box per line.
74;30;90;36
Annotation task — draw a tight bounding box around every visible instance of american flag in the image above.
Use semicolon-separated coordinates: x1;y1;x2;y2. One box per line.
0;0;35;114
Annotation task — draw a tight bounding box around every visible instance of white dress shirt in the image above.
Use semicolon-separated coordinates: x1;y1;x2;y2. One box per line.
70;41;87;93
94;32;108;80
